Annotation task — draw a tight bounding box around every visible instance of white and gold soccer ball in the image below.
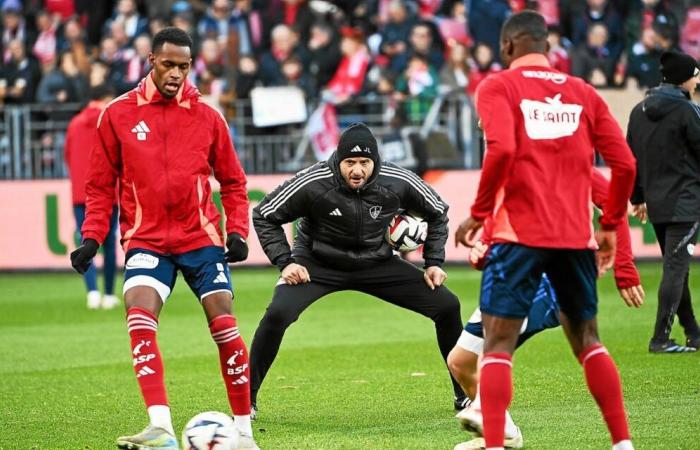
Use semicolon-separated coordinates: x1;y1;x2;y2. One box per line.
182;411;239;450
386;212;428;252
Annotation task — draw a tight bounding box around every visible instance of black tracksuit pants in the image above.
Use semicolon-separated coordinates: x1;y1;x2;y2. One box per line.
249;254;465;404
651;222;700;344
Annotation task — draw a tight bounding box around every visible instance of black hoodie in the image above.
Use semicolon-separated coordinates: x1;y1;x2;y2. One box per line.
626;84;700;223
252;152;449;271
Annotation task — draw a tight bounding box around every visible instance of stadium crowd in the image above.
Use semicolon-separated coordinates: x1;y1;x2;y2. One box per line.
2;0;700;114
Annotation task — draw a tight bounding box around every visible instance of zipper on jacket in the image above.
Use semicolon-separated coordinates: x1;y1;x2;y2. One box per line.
162;105;171;253
355;190;362;248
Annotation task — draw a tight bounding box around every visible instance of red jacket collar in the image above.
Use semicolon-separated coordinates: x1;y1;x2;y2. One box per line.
136;72;199;108
510;53;550;69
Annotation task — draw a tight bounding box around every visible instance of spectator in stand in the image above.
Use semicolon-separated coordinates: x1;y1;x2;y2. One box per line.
198;0;233;42
124;34;152;88
149;15;168;37
571;0;624;68
547;26;571;74
36;50;89;106
57;17;90;76
109;20;132;55
264;0;314;49
280;55;314;97
627;27;662;89
259;24;309;86
467;42;502;96
99;36;130;94
0;38;41;104
32;10;58;69
391;22;445;73
625;0;678;56
436;1;471;48
324;26;370;105
194;37;230;99
395;53;439;123
307;22;341;96
230;0;264;57
172;10;200;56
439;40;469;93
572;22;617;88
235;53;260;99
653;19;679;53
88;59;110;88
467;0;510;61
105;0;148;46
1;2;27;64
380;0;416;67
44;0;75;21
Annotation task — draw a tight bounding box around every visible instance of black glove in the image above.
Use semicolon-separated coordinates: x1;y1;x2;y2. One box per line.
70;238;99;274
225;232;249;263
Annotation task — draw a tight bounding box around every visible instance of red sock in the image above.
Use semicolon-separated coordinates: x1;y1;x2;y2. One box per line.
480;353;513;448
210;314;251;415
127;307;168;407
579;344;631;444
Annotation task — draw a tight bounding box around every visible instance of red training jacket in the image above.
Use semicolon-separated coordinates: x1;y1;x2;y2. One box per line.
475;169;640;289
65;101;107;205
471;53;636;249
82;73;249;254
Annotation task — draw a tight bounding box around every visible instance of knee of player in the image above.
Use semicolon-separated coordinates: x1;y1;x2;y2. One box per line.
447;348;478;377
432;292;461;320
262;306;298;329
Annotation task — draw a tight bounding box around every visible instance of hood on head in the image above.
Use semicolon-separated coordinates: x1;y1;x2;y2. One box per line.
642;84;689;121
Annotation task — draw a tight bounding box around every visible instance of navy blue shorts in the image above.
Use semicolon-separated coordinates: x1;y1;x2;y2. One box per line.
465;274;561;348
123;246;232;302
479;243;598;323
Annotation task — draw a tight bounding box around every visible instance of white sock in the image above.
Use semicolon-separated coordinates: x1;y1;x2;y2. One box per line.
473;391;481;409
612;440;634;450
148;405;174;436
234;414;252;436
504;409;519;439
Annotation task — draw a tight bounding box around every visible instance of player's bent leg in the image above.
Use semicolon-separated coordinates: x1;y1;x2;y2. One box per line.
447;344;480;400
202;292;255;443
122;285;175;444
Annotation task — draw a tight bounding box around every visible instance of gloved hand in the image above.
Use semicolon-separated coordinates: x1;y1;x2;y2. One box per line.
225;232;249;263
70;238;99;274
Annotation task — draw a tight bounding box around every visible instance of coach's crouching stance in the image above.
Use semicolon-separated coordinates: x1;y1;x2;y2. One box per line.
249;123;465;416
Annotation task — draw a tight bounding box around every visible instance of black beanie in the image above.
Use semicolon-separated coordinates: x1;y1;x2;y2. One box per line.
660;50;700;85
336;123;379;164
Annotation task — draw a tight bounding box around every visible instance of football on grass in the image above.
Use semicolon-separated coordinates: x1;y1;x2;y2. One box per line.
386;212;428;252
182;411;239;450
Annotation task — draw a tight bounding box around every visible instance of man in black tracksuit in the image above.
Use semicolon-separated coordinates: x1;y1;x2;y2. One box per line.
249;123;466;413
627;50;700;353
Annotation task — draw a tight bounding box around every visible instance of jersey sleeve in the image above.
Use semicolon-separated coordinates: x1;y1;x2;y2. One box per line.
209;108;249;238
588;86;636;230
591;168;640;289
470;76;517;221
82;107;121;244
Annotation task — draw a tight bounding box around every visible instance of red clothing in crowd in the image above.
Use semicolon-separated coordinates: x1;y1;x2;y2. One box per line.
65;101;107;205
326;47;370;98
476;168;640;288
471;53;636;249
467;63;502;96
82;73;249;254
548;47;571;74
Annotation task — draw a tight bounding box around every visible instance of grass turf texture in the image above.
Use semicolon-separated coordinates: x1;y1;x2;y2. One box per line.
0;262;699;450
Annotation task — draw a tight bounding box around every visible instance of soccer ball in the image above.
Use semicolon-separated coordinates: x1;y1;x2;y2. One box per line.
386;212;428;252
182;411;239;450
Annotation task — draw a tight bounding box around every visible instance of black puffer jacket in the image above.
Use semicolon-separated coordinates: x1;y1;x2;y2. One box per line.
252;152;449;271
627;84;700;223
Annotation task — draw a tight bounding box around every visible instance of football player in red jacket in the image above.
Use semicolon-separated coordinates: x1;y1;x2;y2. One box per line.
70;28;257;450
454;12;637;450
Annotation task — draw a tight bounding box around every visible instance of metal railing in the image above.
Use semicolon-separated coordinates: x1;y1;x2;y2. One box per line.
0;92;482;180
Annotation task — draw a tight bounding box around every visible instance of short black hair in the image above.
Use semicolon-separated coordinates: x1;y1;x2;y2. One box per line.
89;83;115;100
501;10;547;42
152;26;193;53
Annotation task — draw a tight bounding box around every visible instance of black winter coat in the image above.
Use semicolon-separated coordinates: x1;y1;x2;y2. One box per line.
627;84;700;223
252;152;449;271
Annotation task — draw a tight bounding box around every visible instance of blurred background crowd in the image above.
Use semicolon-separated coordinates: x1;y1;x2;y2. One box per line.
2;0;700;176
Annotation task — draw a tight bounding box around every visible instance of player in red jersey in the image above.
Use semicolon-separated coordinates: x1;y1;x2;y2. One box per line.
69;28;257;450
455;11;637;450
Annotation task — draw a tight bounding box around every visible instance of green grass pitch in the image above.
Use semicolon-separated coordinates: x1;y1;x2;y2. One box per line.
1;262;699;449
